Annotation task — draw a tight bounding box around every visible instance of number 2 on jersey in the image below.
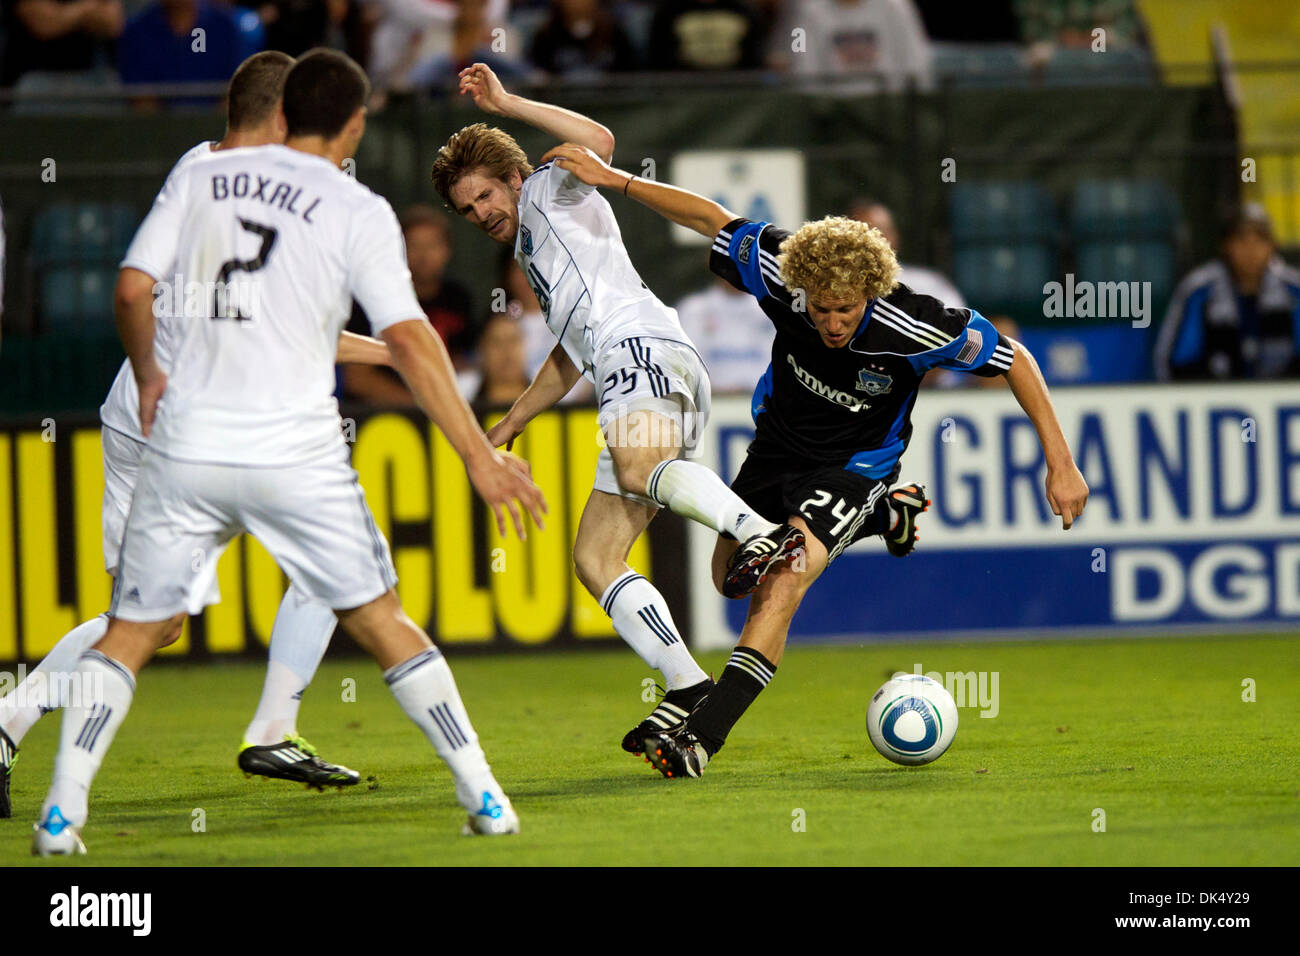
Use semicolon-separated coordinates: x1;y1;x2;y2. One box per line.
212;217;278;321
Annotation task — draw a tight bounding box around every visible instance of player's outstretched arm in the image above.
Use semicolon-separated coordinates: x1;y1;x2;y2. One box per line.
382;317;548;538
485;343;583;449
459;63;615;162
1004;338;1089;529
114;266;167;437
541;143;737;239
336;330;392;366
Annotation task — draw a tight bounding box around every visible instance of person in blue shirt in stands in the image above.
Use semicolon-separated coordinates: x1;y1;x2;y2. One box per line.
1155;203;1300;381
118;0;246;106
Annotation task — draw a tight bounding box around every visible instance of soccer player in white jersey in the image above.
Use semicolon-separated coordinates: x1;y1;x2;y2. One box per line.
430;63;805;763
0;52;393;820
31;50;546;855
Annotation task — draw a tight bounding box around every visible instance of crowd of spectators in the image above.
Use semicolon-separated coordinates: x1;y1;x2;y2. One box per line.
1;0;1153;98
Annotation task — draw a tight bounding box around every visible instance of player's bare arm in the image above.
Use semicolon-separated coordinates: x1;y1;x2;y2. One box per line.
541;143;735;239
1004;339;1089;529
336;330;392;366
381;317;548;538
113;266;167;437
459;63;615;162
485;342;583;450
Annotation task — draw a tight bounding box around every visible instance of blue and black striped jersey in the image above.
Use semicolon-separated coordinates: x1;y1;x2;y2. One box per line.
710;217;1012;475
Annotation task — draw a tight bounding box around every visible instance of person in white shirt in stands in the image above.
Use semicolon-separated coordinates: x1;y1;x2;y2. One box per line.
849;197;966;308
674;277;775;395
31;49;546;855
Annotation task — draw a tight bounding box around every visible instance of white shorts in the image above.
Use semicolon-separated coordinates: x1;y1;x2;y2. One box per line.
101;425;144;575
109;446;397;622
592;336;712;507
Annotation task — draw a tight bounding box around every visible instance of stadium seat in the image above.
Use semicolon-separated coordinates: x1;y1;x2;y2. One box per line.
952;242;1057;315
1070;179;1180;240
931;43;1028;88
949;181;1057;242
1075;240;1176;310
39;265;118;334
32;201;138;264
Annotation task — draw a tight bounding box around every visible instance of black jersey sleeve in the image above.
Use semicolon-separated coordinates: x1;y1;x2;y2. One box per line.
880;287;1015;378
708;218;793;302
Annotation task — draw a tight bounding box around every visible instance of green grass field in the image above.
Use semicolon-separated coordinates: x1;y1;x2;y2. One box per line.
4;633;1297;866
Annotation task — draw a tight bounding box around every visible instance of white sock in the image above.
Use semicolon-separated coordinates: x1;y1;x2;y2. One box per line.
383;648;502;813
243;586;337;746
600;570;709;691
646;460;777;540
0;614;109;746
42;651;136;827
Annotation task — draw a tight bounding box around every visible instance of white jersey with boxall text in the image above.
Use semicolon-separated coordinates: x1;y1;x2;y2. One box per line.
120;143;422;465
101;140;215;442
514;160;688;378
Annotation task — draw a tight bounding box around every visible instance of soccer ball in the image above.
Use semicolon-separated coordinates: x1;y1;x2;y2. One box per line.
866;674;959;766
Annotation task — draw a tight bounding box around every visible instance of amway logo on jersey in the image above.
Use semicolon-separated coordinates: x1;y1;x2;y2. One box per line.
50;886;151;936
785;354;867;411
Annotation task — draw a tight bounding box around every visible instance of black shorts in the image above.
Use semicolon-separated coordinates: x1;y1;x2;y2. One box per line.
726;441;897;562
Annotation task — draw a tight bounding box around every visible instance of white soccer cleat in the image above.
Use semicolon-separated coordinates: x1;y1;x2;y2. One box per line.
32;805;88;857
460;789;520;837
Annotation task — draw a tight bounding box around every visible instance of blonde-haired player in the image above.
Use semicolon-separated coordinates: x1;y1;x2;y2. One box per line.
544;142;1090;778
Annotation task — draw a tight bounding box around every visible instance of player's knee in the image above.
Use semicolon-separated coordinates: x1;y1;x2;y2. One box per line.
571;543;608;597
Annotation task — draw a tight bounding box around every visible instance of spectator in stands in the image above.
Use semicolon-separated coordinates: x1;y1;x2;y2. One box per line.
369;0;524;94
528;0;640;78
342;203;477;405
675;277;774;395
1155;203;1300;382
234;0;349;56
774;0;933;90
118;1;246;98
648;0;767;72
1015;0;1150;74
1;0;124;89
850;197;965;307
461;312;531;408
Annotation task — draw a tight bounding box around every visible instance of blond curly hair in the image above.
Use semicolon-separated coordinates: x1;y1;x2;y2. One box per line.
777;216;899;303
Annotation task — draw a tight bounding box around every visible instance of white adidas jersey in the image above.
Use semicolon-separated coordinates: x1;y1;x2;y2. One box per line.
101;140;215;442
514;160;686;378
115;143;421;465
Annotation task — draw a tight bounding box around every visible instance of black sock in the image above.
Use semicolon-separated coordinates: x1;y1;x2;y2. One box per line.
688;646;776;756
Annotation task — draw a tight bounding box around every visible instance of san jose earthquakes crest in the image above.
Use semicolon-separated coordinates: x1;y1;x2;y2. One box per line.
856;368;893;395
520;224;533;256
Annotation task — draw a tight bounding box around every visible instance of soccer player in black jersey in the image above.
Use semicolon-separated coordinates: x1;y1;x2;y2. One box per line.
543;142;1091;779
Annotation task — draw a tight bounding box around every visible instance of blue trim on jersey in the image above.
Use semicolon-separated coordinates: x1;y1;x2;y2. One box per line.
915;310;1000;375
844;373;916;479
726;220;773;301
1172;285;1211;367
851;301;877;343
844;440;905;480
751;361;774;424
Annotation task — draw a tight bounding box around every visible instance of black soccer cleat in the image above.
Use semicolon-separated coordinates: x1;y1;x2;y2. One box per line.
621;677;714;755
642;729;709;780
722;523;806;598
238;736;360;790
884;482;929;558
0;727;17;819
